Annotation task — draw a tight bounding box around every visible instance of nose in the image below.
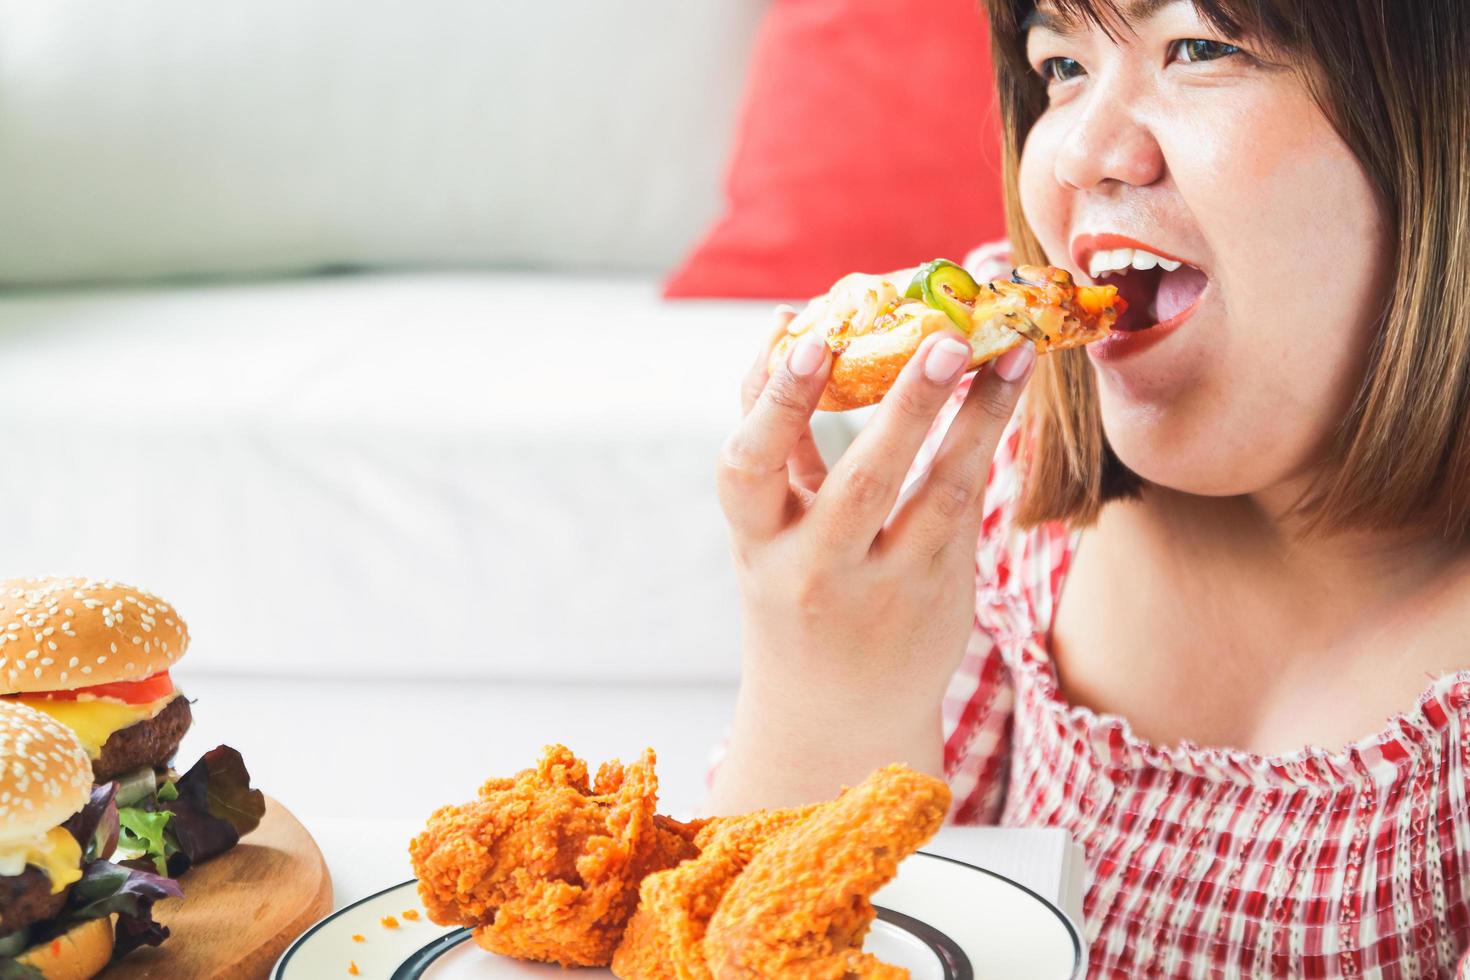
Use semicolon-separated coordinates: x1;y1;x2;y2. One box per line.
1053;79;1165;191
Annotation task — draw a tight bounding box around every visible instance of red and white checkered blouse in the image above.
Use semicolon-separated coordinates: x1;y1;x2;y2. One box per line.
918;386;1470;979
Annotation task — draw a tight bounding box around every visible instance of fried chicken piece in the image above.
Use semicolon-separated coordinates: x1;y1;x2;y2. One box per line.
700;766;951;980
409;744;703;967
611;804;822;980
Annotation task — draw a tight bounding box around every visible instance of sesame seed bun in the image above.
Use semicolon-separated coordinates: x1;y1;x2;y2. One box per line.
0;577;189;694
15;916;115;979
0;700;95;845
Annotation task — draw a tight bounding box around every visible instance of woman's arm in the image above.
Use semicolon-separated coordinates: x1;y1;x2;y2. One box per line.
706;668;947;813
705;305;1033;813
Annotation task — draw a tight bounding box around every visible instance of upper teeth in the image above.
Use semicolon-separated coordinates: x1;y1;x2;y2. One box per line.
1088;247;1183;279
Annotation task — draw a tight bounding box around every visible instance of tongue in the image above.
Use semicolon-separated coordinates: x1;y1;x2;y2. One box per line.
1152;266;1208;324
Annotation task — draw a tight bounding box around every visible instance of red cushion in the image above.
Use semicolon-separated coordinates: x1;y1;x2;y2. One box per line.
662;0;1005;300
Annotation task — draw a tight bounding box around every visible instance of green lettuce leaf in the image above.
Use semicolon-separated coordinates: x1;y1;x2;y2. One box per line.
0;931;40;980
0;958;42;980
117;807;175;876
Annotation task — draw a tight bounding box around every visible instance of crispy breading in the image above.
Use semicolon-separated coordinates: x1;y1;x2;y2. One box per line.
408;744;701;967
699;766;950;980
612;804;822;980
411;748;949;977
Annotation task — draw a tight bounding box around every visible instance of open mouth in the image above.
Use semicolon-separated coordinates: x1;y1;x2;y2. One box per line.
1085;246;1208;332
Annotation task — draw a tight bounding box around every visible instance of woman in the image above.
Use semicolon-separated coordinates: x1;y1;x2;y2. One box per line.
707;0;1470;974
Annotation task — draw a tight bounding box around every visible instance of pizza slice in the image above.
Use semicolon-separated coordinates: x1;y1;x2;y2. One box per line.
770;260;1125;411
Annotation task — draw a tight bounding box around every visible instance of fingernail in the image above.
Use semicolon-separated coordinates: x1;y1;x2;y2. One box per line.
924;338;971;384
787;334;827;377
994;344;1036;383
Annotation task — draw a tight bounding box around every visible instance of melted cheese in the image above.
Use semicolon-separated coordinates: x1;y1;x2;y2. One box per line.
0;828;83;892
787;273;909;339
13;694;177;758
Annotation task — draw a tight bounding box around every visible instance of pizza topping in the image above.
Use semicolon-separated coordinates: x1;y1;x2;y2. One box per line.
907;259;981;331
787;260;1123;381
786;273;913;340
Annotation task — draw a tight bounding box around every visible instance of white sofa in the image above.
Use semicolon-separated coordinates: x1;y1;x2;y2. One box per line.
0;2;896;857
0;273;770;684
0;1;810;681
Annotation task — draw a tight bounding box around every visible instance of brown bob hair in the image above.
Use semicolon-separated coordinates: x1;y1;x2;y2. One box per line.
986;0;1470;538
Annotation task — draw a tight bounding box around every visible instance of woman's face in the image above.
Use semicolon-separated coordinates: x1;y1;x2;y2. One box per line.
1019;0;1389;501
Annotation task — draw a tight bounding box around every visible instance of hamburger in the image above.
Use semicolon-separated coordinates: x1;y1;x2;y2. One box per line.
0;577;263;880
0;700;179;979
0;577;190;784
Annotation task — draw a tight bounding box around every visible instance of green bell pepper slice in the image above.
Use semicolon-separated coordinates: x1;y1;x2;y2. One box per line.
904;258;981;330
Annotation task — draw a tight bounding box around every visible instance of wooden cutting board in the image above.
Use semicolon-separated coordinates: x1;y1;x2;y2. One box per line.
102;797;332;980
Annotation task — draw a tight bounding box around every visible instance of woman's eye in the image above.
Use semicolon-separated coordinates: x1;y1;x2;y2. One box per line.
1171;38;1241;64
1038;57;1086;83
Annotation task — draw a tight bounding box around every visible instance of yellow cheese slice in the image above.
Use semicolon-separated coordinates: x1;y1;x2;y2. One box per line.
0;828;83;893
13;693;178;759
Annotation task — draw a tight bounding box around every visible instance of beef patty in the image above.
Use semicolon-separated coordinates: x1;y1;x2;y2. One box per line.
92;695;192;783
0;867;68;938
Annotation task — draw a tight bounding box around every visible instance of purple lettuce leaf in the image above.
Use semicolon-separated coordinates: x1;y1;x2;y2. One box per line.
160;745;265;870
63;860;183;959
62;782;120;862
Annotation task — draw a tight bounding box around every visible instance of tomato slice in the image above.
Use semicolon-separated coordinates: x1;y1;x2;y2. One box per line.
17;671;175;705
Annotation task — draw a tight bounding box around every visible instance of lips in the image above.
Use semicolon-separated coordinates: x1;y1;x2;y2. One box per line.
1070;234;1207;333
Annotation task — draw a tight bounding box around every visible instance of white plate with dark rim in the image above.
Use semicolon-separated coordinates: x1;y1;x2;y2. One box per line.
275;851;1084;979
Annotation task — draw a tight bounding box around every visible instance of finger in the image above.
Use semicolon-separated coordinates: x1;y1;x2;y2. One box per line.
716;331;832;540
883;342;1036;558
738;306;829;491
806;331;975;554
789;428;827;492
740;306;799;417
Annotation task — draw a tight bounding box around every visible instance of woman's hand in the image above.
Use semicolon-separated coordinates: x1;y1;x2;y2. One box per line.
706;307;1035;813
